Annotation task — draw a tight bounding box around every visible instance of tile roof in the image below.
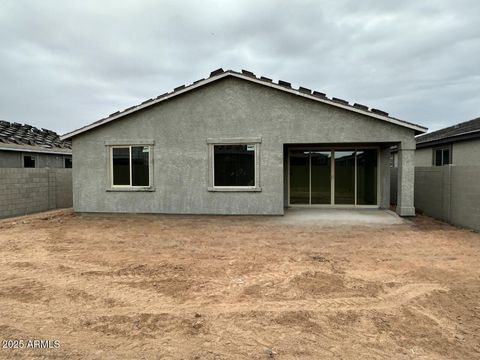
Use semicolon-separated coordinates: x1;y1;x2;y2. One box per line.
61;68;427;140
0;120;71;152
416;117;480;145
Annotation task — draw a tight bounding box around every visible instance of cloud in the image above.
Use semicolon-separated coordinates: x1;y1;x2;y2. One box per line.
0;0;479;133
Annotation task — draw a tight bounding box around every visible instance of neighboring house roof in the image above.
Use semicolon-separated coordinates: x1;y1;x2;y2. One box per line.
0;120;72;155
61;68;427;140
416;117;480;148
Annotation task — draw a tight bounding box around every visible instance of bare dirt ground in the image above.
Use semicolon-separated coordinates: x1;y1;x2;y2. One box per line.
0;209;479;359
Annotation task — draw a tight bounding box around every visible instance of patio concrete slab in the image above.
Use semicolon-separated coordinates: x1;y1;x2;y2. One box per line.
280;208;406;226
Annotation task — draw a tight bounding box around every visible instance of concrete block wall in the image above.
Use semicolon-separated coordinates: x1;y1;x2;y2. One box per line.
0;168;72;219
414;167;448;221
450;167;480;231
391;166;480;231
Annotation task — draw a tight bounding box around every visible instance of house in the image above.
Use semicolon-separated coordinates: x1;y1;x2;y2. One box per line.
415;117;480;166
389;117;480;231
0;120;72;168
61;68;427;216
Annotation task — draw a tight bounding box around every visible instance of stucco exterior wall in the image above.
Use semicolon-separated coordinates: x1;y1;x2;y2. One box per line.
0;151;21;167
416;138;480;167
0;150;71;168
415;147;432;166
72;77;416;215
452;138;480;166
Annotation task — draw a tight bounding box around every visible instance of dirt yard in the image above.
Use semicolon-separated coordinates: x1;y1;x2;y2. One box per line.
0;209;479;359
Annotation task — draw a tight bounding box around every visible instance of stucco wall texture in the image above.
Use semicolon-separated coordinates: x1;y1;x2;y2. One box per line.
0;150;71;168
415;138;480;167
72;77;416;215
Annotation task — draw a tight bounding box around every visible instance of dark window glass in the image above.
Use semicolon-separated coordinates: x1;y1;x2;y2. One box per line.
334;151;355;204
289;151;310;204
64;157;72;168
24;155;36;168
356;149;377;205
112;147;130;185
434;148;451;166
442;149;450;165
131;146;149;186
435;149;443;166
311;151;331;204
214;145;255;187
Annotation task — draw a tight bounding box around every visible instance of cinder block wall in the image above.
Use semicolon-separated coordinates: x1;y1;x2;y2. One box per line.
391;166;480;231
0;168;72;219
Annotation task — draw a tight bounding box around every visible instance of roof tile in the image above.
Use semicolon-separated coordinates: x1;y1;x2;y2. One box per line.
353;103;369;111
0;120;71;150
332;97;349;105
371;108;389;116
241;69;256;77
278;80;291;88
209;68;224;77
417;117;480;144
298;87;312;94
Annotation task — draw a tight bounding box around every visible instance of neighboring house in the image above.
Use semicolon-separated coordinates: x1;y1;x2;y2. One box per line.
389;117;480;231
415;117;480;166
61;68;427;216
0;120;72;168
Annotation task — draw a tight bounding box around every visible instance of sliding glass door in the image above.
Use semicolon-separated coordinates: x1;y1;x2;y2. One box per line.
356;149;378;205
289;151;310;204
311;151;332;204
289;148;378;206
334;151;355;205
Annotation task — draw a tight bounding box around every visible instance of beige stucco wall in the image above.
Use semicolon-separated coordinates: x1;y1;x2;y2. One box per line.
452;138;480;166
72;76;417;215
415;137;480;166
415;147;432;166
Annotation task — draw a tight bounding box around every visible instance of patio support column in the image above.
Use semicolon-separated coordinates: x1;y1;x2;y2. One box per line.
379;147;391;209
396;143;416;216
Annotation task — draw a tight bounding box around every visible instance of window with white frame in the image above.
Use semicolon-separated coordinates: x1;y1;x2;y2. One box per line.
433;147;451;166
208;139;261;191
111;146;151;187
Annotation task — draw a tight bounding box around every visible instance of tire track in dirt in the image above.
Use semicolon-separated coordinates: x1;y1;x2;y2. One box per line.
0;261;446;317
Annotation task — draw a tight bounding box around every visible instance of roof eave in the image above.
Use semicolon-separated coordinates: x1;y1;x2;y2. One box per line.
416;129;480;148
0;144;72;155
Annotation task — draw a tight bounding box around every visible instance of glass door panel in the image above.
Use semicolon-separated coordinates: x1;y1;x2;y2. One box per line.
356;149;377;205
311;151;331;204
289;151;309;204
334;151;355;204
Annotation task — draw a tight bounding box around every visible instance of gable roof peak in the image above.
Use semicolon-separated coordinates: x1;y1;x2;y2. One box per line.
61;68;427;140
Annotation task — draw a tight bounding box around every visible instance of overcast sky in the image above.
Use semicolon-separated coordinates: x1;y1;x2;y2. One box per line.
1;0;479;134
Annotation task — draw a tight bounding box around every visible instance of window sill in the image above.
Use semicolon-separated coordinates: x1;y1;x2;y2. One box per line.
106;187;156;192
208;187;262;192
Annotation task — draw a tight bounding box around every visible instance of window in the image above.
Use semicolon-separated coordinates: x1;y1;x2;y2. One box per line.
23;155;36;168
214;144;255;187
208;139;261;191
433;147;451;166
64;157;72;168
111;146;150;187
